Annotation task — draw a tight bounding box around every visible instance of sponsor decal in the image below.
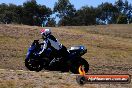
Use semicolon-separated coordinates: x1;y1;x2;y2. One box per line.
76;66;131;85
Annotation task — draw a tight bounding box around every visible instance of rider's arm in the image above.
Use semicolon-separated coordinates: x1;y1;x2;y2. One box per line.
39;40;48;54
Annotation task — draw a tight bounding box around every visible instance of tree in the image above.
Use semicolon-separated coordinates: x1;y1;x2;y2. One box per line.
73;6;97;26
115;0;132;24
0;3;18;24
115;0;124;13
37;5;52;26
125;3;132;24
0;2;52;26
14;5;23;24
54;0;76;26
117;15;127;24
23;0;52;26
45;18;56;27
0;0;132;26
23;1;39;25
8;4;22;24
96;2;119;24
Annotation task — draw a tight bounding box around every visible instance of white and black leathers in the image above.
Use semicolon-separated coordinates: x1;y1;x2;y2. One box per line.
39;34;69;68
39;34;62;56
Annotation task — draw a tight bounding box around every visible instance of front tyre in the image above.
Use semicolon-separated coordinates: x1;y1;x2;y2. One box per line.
70;58;89;74
25;58;43;72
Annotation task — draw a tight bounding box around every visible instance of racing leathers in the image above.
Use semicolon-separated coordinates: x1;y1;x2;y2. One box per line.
39;35;69;67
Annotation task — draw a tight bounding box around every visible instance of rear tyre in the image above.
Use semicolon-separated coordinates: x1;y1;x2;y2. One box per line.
25;58;44;72
76;76;87;85
70;58;89;74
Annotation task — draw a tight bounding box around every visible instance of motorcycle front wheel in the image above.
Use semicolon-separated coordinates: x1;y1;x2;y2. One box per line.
25;58;44;72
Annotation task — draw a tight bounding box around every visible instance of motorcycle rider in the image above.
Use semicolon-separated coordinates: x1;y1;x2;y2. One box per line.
39;28;69;67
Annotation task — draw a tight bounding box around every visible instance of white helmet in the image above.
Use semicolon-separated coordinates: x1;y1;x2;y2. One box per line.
40;28;51;37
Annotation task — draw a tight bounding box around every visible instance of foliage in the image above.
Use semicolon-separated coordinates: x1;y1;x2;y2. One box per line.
45;18;56;27
74;6;97;26
0;0;132;26
0;0;52;26
54;0;76;26
117;15;128;24
96;2;119;24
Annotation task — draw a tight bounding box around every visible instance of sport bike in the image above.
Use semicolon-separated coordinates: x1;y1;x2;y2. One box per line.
25;40;89;73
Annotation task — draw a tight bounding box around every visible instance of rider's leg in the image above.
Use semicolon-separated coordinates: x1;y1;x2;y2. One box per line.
49;45;70;68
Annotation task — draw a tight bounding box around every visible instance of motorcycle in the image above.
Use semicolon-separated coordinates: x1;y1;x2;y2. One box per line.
25;40;89;73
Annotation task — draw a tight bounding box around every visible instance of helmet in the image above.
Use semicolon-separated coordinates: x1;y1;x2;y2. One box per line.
40;28;51;38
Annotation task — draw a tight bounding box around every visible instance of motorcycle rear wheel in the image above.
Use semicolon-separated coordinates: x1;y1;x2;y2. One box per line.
70;57;89;74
